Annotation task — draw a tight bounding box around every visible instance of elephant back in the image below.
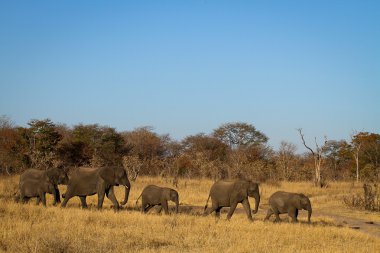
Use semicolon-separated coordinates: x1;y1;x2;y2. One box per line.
143;185;163;194
67;167;99;184
20;169;46;183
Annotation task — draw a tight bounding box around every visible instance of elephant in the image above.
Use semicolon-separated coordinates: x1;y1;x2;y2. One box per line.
264;191;312;223
61;167;131;210
135;185;179;214
19;179;56;206
19;167;69;206
203;179;260;221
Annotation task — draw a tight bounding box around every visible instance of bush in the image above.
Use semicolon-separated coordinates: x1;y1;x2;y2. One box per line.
343;183;380;211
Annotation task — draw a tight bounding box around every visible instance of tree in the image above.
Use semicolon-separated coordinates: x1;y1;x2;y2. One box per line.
323;140;352;181
277;141;297;180
351;133;362;183
27;119;62;168
351;132;380;181
122;127;170;177
56;124;125;167
297;128;327;187
213;122;268;149
92;126;125;166
181;133;229;179
0;116;28;174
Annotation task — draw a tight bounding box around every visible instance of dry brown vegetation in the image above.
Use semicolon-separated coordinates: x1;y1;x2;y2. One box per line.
1;175;379;253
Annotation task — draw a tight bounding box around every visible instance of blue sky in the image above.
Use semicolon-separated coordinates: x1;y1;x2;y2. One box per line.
0;1;379;151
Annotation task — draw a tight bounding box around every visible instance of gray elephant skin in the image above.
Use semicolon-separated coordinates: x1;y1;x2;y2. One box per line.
203;179;260;221
19;167;69;206
61;167;131;210
136;185;179;214
264;191;312;223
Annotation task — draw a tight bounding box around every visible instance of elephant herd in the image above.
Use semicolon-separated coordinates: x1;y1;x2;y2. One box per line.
18;166;312;223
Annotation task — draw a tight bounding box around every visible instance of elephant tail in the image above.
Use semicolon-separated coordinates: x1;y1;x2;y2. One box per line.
135;193;142;206
204;194;211;211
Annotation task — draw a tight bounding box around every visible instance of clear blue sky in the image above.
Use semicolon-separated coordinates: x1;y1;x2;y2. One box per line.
1;1;379;151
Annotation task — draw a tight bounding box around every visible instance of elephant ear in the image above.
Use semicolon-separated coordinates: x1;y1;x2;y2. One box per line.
46;168;60;184
299;194;309;207
99;167;116;185
295;194;304;209
231;181;247;201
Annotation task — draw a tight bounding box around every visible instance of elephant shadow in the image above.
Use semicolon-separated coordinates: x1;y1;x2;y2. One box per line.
267;216;341;228
124;204;178;214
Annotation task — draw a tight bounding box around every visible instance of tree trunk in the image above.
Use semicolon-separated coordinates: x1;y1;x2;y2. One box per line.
355;154;359;183
314;156;322;187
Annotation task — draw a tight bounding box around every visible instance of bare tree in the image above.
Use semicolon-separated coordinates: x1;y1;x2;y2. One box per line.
277;141;297;180
352;137;361;183
297;129;327;187
122;155;141;181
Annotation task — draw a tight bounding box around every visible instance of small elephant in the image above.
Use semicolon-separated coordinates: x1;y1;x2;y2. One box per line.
19;167;69;206
136;185;179;214
19;179;56;206
61;167;131;210
264;191;312;223
203;179;260;221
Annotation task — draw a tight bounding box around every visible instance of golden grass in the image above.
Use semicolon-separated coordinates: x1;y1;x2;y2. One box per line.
0;176;379;253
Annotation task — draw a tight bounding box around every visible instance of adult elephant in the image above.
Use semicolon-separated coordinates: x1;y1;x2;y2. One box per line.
264;191;312;223
61;167;131;210
136;185;179;214
203;179;260;221
19;167;69;206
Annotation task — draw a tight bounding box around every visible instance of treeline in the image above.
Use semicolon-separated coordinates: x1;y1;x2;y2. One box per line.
0;116;379;182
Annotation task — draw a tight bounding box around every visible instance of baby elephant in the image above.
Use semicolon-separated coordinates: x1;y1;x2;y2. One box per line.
136;185;179;214
19;179;56;206
264;191;312;223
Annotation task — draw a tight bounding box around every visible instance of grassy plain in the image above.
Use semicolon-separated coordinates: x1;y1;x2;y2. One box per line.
0;175;379;252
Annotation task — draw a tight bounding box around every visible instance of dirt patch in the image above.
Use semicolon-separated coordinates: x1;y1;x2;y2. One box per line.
179;204;380;238
315;211;380;238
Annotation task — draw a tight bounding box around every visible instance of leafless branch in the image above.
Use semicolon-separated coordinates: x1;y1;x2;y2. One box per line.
297;128;315;156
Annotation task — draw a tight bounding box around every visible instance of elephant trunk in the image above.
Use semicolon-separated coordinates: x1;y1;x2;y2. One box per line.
120;180;131;206
252;192;260;214
307;205;312;223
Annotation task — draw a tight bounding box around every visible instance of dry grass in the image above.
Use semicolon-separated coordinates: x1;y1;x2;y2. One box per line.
0;176;379;253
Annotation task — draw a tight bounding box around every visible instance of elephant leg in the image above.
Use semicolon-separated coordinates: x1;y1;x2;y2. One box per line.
97;186;106;209
273;208;281;222
106;187;119;211
20;191;30;204
226;202;238;220
36;197;41;205
61;189;74;208
289;208;298;223
141;200;147;213
157;205;163;214
53;186;61;205
79;196;88;209
20;191;29;204
161;201;169;215
264;208;274;221
242;199;253;221
23;197;30;204
204;200;218;216
215;207;222;219
144;204;155;213
40;192;47;207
